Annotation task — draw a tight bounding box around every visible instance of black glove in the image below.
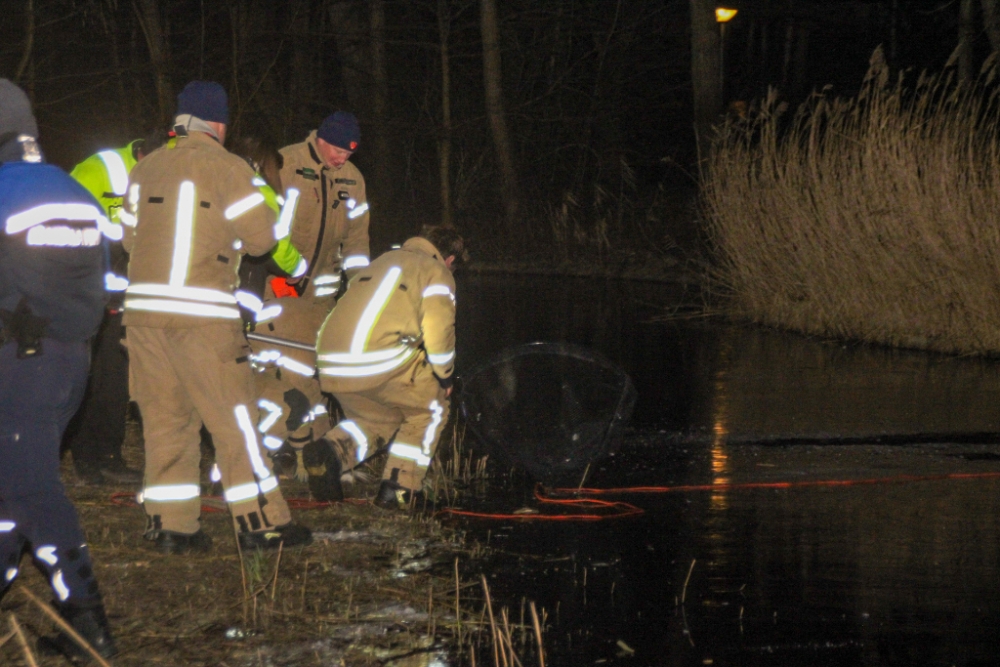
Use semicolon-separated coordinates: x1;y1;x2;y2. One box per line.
0;298;49;358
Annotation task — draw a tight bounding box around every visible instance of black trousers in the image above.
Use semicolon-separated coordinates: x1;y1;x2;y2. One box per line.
64;311;128;470
0;339;102;605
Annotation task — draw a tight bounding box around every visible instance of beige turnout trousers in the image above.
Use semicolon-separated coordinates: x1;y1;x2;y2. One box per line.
128;322;291;535
324;358;450;492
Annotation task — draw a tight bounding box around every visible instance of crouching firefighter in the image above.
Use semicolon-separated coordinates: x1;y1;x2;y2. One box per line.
0;78;117;659
122;81;311;553
315;226;467;509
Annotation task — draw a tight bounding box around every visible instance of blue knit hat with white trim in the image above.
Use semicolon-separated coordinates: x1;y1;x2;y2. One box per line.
176;81;229;125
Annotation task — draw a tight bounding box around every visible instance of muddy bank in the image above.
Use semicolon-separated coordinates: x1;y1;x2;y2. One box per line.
0;425;494;667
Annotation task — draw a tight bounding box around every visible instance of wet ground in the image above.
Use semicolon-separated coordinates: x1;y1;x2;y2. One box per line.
451;272;1000;667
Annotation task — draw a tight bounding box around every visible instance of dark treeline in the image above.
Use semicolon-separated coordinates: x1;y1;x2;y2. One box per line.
0;0;966;257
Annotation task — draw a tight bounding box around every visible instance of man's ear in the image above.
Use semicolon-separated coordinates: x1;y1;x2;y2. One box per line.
444;255;456;270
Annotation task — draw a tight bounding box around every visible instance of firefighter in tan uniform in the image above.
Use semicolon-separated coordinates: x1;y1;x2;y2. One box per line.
122;81;312;553
278;111;370;303
315;227;467;509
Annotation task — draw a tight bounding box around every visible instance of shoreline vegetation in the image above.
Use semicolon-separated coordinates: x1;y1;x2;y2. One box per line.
703;46;1000;357
0;423;545;667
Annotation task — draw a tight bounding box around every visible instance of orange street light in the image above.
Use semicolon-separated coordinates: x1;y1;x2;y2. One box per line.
715;7;738;22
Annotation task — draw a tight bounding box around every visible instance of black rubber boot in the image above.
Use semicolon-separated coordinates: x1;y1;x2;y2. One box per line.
238;522;313;551
302;438;344;502
151;529;213;555
39;599;118;661
373;479;435;512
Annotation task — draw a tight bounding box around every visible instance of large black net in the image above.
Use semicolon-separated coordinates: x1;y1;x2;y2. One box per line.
460;343;637;481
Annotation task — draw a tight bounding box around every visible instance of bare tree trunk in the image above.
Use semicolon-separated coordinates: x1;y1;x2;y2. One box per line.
329;0;369;115
288;0;315;140
690;0;722;147
96;0;134;132
437;0;453;227
15;0;34;90
480;0;519;232
959;0;976;83
981;0;1000;55
133;0;173;127
370;0;391;210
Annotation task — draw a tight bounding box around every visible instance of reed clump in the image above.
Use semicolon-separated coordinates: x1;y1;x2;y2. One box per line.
704;46;1000;354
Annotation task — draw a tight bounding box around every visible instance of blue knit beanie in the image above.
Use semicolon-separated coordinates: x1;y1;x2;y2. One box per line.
317;111;360;151
176;81;229;124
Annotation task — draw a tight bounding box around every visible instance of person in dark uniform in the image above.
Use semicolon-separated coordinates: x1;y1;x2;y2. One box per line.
0;78;117;659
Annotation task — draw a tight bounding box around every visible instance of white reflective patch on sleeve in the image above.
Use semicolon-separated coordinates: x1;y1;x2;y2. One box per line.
256;305;283;322
224;192;266;220
275;188;299;240
235;291;263;313
98;216;123;241
427;350;455;365
422;284;455;302
105;273;129;291
314;287;337;297
314;274;341;286
118;209;137;227
52;569;71;601
0;521;15;532
347;202;369;219
343;255;369;270
263;436;284;450
252;177;267;187
291;257;308;278
97;150;130;196
36;546;58;566
259;476;279;493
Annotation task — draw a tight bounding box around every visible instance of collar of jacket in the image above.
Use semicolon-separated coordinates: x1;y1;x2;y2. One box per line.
177;130;225;150
306;130;324;168
402;236;448;267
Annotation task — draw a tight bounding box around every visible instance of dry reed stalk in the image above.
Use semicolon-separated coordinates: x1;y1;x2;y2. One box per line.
529;601;545;667
455;558;462;645
270;540;284;602
9;614;38;667
0;628;15;650
481;574;508;667
705;46;1000;354
17;587;112;667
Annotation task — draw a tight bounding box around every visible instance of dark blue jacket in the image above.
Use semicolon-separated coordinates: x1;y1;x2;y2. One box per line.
0;161;109;342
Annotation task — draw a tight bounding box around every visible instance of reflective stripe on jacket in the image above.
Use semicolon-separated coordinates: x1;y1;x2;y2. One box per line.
122;132;279;327
316;236;456;391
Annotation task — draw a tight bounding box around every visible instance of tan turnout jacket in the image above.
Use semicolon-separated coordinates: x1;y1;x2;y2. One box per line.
122;131;280;328
317;237;456;391
279;131;370;298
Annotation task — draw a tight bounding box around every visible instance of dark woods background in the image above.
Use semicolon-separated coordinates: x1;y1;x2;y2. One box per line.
0;0;970;258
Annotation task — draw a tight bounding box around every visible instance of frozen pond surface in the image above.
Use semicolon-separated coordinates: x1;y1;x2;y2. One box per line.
452;272;1000;667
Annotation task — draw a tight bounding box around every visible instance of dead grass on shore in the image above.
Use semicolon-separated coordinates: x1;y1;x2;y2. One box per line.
703;46;1000;354
0;422;543;667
